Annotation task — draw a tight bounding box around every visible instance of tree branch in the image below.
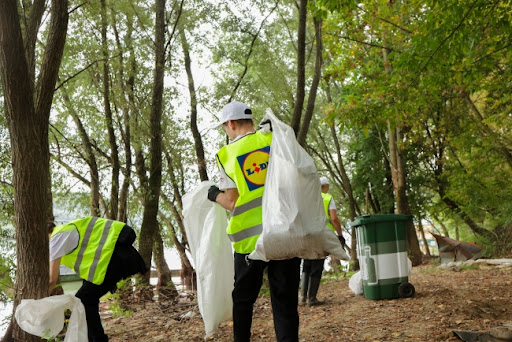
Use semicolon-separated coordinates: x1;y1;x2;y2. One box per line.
330;33;400;52
356;4;413;34
407;0;479;88
228;0;279;102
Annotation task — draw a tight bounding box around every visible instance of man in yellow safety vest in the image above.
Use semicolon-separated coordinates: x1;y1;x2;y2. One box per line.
49;216;147;342
208;101;301;342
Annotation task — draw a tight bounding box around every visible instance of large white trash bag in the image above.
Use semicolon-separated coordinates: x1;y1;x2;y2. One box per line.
183;181;234;338
15;294;87;342
249;109;349;262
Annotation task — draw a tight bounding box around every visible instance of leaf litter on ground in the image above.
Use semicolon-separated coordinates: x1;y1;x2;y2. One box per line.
104;260;512;342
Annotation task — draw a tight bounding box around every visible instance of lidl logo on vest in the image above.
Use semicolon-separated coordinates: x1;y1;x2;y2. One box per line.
237;146;270;191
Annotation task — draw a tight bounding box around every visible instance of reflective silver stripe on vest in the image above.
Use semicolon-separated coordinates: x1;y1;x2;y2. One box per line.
231;197;262;217
74;217;98;275
87;220;114;282
227;224;263;243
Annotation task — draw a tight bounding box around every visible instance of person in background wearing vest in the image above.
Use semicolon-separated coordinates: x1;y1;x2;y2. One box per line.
208;101;301;342
49;217;148;342
300;177;346;306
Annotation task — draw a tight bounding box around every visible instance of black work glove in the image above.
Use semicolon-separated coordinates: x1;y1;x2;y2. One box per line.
338;234;346;247
207;185;224;202
258;119;273;133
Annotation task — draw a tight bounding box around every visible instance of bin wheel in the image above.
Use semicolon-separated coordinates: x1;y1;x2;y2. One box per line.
398;282;415;298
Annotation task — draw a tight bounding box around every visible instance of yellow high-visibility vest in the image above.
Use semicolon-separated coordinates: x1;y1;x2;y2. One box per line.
322;192;335;232
51;216;125;285
216;131;272;254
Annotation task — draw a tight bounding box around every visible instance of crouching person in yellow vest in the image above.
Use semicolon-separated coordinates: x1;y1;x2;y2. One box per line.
49;216;148;342
208;101;301;342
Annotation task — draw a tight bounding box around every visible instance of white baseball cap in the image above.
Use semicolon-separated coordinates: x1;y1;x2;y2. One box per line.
320;177;330;185
211;101;253;129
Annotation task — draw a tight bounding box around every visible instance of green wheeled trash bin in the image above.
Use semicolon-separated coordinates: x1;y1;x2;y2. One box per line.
350;214;415;300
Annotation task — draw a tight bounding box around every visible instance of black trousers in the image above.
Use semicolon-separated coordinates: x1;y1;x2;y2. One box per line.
233;253;301;342
302;259;325;279
75;225;147;342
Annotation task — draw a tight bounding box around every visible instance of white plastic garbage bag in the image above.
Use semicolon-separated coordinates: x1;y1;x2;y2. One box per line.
249;109;349;262
182;181;234;338
15;294;87;342
348;271;363;295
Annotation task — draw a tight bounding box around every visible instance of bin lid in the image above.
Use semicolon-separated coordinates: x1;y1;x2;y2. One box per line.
350;214;412;227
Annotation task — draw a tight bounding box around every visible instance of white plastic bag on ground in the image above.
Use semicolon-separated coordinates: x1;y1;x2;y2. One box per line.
182;181;234;338
349;271;363;295
15;294;87;342
249;109;349;262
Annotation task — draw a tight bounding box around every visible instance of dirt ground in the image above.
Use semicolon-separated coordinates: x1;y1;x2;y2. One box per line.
103;262;512;342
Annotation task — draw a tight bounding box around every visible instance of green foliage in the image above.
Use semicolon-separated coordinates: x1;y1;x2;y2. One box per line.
428;258;441;267
108;300;133;319
346;127;395;214
259;273;270;298
0;234;15;304
323;262;353;282
104;277;134;318
459;263;480;271
318;0;512;253
4;0;511;305
42;330;63;342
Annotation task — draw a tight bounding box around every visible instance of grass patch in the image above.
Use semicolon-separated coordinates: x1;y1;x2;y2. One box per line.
103;278;135;318
418;266;445;274
259;273;271;298
459;263;480;271
428;258;441;266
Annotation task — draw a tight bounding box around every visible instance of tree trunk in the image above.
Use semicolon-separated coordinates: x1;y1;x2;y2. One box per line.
118;107;132;222
331;124;359;267
322;80;360;268
180;29;208;181
381;37;422;266
60;87;101;216
387;122;423;266
0;0;68;340
100;0;120;219
23;0;46;88
138;0;166;283
158;210;195;291
160;190;195;286
418;214;431;257
115;14;136;223
430;214;449;237
367;186;380;214
153;226;174;286
297;16;322;147
290;0;307;133
153;227;177;300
